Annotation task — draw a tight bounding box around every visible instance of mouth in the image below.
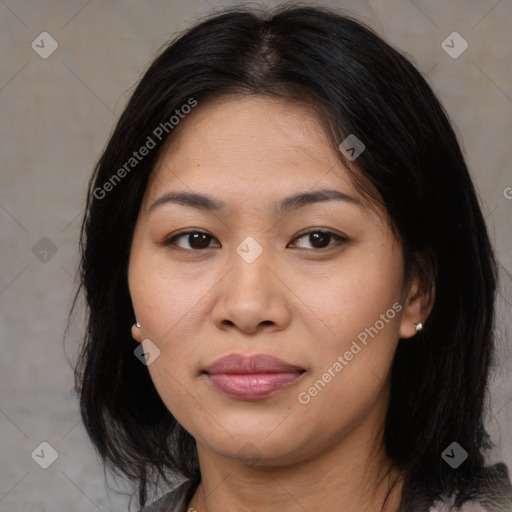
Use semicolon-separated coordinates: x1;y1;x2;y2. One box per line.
202;353;307;401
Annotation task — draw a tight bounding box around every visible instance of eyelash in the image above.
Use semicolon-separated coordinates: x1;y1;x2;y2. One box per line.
162;229;348;252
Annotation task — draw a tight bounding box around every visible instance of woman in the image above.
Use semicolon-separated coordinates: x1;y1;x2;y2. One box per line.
73;5;512;511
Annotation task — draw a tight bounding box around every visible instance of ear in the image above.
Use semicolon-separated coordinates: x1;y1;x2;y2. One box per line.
399;271;435;339
131;323;143;343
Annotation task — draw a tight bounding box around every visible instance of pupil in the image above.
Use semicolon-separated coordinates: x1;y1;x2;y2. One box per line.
310;232;330;248
190;233;210;249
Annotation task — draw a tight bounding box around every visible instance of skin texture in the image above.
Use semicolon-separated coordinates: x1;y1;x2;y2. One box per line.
128;95;433;512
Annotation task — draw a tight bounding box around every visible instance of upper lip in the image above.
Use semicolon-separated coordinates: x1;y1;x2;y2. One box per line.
203;353;305;374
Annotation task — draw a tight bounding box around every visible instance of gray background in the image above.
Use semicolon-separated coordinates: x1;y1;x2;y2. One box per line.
1;0;511;510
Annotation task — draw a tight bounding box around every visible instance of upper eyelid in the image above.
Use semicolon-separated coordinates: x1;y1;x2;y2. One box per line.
289;230;347;247
164;229;219;246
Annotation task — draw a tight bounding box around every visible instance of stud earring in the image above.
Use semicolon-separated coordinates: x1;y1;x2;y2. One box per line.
135;321;141;328
414;322;423;332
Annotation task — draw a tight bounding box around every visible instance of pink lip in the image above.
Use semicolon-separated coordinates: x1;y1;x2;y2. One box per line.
203;354;306;400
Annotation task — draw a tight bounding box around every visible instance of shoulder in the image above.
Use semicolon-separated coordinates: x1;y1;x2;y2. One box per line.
430;463;512;512
137;479;197;512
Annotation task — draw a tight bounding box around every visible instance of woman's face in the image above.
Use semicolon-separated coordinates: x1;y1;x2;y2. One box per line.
128;95;422;466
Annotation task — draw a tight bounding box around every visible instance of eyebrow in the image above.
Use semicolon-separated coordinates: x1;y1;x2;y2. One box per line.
148;188;362;215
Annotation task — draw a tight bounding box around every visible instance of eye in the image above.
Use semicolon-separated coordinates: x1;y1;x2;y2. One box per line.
164;230;220;250
288;229;347;250
163;229;347;252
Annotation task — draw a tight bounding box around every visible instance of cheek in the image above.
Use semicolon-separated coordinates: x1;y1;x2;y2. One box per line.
294;302;401;445
292;249;403;351
134;282;205;425
291;251;403;410
128;259;211;413
129;253;214;346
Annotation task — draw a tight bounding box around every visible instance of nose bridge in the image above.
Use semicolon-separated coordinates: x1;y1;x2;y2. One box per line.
230;234;273;294
211;234;290;332
235;234;266;268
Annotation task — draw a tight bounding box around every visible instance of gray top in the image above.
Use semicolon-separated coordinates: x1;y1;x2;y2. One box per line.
138;463;512;512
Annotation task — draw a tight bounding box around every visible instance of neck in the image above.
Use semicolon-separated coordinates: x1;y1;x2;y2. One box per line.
188;425;403;512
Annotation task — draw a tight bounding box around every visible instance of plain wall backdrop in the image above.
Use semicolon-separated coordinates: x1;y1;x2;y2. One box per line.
1;0;511;510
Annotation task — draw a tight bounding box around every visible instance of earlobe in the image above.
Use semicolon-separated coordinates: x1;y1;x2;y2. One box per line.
398;276;435;340
131;322;143;343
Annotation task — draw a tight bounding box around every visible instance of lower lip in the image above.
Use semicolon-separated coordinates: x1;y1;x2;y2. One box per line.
205;372;304;400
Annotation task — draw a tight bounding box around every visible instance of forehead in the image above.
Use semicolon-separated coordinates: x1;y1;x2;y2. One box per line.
143;95;368;213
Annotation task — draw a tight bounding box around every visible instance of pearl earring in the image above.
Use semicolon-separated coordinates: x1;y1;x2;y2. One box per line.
135;321;141;328
414;322;423;332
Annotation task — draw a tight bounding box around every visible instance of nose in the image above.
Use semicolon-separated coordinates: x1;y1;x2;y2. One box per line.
210;245;292;335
